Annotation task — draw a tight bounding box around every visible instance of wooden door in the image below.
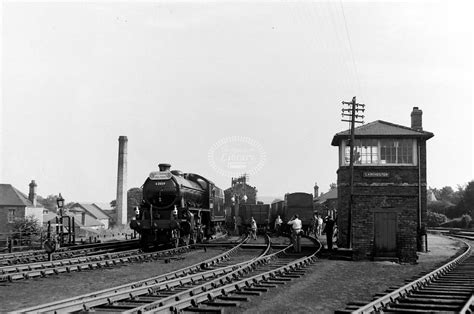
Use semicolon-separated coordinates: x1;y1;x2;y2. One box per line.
374;212;397;256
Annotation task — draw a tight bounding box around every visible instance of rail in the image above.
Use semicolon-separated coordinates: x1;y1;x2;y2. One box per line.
353;237;472;313
143;234;321;313
20;235;250;313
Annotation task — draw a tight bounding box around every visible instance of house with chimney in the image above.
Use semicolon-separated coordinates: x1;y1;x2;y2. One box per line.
313;183;338;218
0;180;44;236
68;203;110;230
331;107;434;262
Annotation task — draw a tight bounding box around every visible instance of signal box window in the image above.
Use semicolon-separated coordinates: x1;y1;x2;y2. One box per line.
343;139;415;166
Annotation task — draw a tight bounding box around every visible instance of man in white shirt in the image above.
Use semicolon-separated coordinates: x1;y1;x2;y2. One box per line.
250;217;257;240
274;215;283;236
287;214;302;252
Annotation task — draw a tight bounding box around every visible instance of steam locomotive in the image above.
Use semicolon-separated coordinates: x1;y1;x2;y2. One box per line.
130;163;225;249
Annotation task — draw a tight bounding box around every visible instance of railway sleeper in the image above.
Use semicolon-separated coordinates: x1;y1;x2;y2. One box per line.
277;274;301;278
264;279;287;284
130;296;163;302
242;287;269;292
9;273;25;281
410;292;469;300
183;306;222;313
388;302;463;310
42;269;56;276
423;285;473;292
55;267;68;273
255;283;278;288
401;296;467;304
415;289;472;295
381;308;454;313
25;271;42;279
234;290;261;296
202;300;239;307
218;295;249;302
433;280;474;286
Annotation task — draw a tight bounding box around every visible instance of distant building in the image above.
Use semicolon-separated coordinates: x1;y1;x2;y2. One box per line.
69;203;110;229
313;188;338;218
0;180;44;236
427;190;437;202
224;175;258;219
93;202;116;224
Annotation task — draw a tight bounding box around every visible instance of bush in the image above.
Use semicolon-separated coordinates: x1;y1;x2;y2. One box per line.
427;212;448;227
440;214;472;229
461;214;472;229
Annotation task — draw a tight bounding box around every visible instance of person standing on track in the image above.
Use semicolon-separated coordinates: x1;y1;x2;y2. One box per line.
233;216;238;236
250;217;257;240
324;215;335;250
317;214;324;237
274;215;283;236
287;214;302;252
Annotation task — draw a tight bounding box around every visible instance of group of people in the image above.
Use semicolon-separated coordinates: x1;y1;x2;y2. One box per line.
275;213;337;252
232;212;337;252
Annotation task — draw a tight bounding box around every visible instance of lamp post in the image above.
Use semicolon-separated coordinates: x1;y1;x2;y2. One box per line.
56;193;65;217
56;193;65;247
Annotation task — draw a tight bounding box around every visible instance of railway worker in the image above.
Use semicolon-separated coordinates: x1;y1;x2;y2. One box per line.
233;216;238;236
323;215;335;250
274;215;283;236
236;215;242;236
250;217;257;240
310;213;318;237
317;214;324;237
287;214;302;252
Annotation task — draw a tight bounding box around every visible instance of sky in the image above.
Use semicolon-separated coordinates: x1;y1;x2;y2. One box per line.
1;0;473;203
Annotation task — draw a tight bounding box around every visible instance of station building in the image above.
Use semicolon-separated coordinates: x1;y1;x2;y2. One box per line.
331;107;434;262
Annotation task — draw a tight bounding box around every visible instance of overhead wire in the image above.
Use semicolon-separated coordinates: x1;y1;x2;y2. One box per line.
338;0;366;103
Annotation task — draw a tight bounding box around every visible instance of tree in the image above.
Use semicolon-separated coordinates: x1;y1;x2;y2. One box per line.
462;181;474;216
110;200;117;208
427;200;452;215
11;216;42;247
431;186;463;205
37;194;60;212
329;183;337;190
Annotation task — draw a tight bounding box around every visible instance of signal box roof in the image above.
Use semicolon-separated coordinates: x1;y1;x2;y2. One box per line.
331;120;434;146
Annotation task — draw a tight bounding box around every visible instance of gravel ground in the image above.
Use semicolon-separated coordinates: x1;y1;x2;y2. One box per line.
232;234;465;314
0;234;464;313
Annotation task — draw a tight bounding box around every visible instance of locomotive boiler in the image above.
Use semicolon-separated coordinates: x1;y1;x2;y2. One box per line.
130;163;225;249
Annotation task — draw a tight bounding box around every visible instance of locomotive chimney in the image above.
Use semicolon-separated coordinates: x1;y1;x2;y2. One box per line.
116;136;128;226
28;180;37;207
411;107;423;131
159;163;171;171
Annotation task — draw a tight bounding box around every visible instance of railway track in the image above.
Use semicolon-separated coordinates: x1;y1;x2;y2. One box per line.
0;244;196;282
19;235;252;313
0;240;139;265
342;237;474;313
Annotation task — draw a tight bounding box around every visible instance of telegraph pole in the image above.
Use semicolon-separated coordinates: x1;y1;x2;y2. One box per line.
341;96;365;248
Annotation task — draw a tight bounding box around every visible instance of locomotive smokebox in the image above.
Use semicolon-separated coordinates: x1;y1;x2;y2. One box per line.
159;163;171;171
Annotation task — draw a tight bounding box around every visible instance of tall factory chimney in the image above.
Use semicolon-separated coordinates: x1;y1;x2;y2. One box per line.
116;136;128;225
